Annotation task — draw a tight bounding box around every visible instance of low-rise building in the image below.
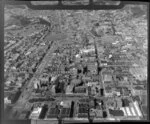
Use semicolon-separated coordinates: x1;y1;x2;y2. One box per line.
47;107;60;118
66;85;73;94
95;110;103;118
121;87;131;96
74;86;88;95
91;86;96;95
80;47;95;54
33;79;40;89
4;97;11;104
40;77;49;84
71;78;81;86
116;98;122;108
82;75;92;82
108;109;124;117
103;74;113;82
70;67;77;75
29;107;42;119
60;101;72;108
87;62;97;74
132;85;145;96
51;85;56;94
113;88;121;96
87;81;99;86
61;108;71;118
104;86;113;97
77;103;89;118
51;76;58;82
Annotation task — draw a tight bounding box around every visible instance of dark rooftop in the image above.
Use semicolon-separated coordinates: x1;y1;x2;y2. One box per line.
122;98;130;107
47;108;60;118
109;109;124;116
61;108;71;118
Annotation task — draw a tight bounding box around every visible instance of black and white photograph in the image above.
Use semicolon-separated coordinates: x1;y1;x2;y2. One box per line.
3;0;149;123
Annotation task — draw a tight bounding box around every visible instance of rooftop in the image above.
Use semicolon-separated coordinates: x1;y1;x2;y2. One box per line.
109;109;124;116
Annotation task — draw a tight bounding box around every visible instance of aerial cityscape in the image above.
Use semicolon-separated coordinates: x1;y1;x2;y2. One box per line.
4;1;148;122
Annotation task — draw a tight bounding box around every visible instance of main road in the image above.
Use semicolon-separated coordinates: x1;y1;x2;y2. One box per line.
87;30;104;89
11;11;64;110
